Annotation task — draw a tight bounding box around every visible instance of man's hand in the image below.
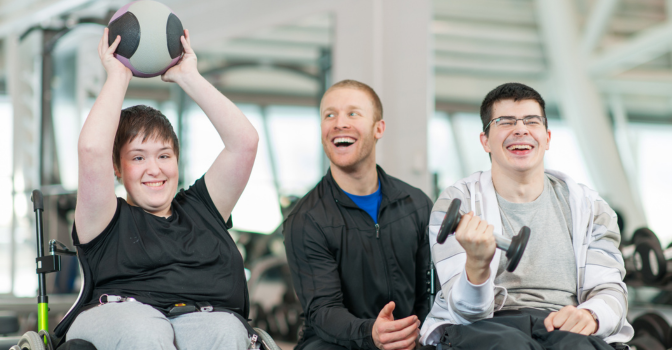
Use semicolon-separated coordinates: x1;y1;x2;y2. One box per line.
372;302;420;350
98;28;132;81
455;212;496;285
162;29;199;84
544;306;597;335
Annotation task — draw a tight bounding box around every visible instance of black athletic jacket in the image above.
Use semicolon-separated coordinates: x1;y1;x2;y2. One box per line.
283;166;432;349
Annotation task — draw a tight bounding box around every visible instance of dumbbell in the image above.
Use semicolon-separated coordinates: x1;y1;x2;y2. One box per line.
436;198;530;272
630;312;671;350
638;239;672;285
628;335;666;350
621;228;667;284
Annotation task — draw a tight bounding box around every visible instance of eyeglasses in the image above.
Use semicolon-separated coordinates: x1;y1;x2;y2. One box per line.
483;115;546;131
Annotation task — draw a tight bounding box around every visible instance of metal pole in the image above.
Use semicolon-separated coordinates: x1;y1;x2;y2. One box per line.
172;84;188;190
260;106;281;198
318;48;331;173
32;190;48;334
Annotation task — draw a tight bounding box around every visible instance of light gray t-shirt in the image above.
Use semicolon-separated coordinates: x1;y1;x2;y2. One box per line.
493;174;578;311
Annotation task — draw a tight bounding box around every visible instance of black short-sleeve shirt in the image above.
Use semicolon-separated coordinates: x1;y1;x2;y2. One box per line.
73;176;248;316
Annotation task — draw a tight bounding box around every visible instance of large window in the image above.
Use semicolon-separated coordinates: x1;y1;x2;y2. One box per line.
630;123;672;246
0;96;12;294
428;112;465;194
265;106;322;196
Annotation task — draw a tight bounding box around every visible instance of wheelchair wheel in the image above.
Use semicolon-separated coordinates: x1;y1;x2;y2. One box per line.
253;327;282;350
16;331;46;350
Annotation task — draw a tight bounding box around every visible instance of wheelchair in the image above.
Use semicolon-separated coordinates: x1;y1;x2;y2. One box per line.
9;189;281;350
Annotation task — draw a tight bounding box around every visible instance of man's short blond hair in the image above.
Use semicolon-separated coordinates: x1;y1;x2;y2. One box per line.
323;79;383;122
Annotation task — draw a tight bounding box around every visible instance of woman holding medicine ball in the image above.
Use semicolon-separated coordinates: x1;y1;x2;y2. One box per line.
57;27;259;350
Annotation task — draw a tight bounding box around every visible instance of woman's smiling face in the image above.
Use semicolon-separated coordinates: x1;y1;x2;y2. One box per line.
115;134;178;216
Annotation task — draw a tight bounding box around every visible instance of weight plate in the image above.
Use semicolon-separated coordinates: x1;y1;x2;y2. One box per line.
629;334;665;350
437;199;461;244
635;241;667;284
632;312;670;347
505;226;530;272
633;228;660;246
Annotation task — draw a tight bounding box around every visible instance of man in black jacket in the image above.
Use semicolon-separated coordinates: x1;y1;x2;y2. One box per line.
283;79;433;350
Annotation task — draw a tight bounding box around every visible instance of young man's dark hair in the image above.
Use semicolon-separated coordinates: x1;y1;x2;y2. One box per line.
480;82;547;135
112;105;180;179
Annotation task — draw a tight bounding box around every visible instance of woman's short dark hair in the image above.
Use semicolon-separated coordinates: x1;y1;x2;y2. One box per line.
113;105;179;178
480;82;547;136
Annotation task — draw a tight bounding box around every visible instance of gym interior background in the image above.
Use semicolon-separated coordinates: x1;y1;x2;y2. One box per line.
1;0;672;348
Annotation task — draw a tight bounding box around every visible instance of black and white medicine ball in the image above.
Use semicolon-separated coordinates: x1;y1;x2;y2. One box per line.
107;0;184;78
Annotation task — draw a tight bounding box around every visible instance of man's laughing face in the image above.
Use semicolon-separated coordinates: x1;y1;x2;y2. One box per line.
320;87;385;172
480;99;550;176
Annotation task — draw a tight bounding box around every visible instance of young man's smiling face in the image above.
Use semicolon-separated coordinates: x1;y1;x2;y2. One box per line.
114;134;178;216
480;99;551;176
320;87;385;172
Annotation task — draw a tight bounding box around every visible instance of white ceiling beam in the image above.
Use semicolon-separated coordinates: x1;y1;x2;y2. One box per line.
434;55;545;76
164;0;338;49
432;19;541;44
434;76;672;118
590;20;672;77
434;37;543;59
214;68;318;95
616;96;672;117
610;16;666;34
433;0;535;20
596;75;672;96
0;0;96;38
433;71;672;98
245;27;330;46
434;75;547;104
0;0;41;17
199;41;320;64
581;0;619;55
433;3;536;25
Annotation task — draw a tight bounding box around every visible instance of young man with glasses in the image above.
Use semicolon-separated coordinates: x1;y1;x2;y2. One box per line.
419;83;632;349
